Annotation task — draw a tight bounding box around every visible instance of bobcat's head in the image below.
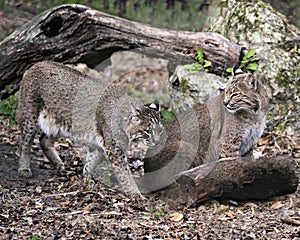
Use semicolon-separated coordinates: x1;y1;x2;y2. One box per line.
125;102;165;159
223;71;268;115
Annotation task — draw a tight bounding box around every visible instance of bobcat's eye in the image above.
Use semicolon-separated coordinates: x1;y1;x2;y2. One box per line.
230;93;239;98
143;131;151;138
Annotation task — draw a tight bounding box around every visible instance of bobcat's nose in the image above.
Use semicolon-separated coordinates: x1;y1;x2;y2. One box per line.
153;134;161;145
151;124;165;145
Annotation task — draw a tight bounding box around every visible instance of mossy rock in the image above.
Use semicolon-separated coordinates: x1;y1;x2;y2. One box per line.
169;66;226;114
203;0;300;136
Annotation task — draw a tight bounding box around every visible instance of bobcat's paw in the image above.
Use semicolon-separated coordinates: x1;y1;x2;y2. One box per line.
18;167;33;178
56;164;66;174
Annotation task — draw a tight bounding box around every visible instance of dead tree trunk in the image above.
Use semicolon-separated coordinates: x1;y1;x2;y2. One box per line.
159;155;299;207
0;4;242;98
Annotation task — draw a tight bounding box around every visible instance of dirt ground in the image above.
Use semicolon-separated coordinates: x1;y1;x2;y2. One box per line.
1;117;300;240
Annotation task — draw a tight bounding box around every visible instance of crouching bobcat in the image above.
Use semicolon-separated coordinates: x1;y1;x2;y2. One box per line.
18;61;164;195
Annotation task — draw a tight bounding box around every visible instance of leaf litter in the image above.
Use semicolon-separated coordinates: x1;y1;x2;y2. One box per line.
0;118;300;239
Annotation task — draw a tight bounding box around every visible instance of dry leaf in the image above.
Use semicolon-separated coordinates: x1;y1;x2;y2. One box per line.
35;186;42;193
25;210;38;216
10;125;18;131
224;210;236;219
54;142;70;148
271;201;284;210
35;204;43;209
60;200;70;205
257;135;271;146
46;218;56;223
70;175;77;182
83;203;94;211
2;137;16;145
170;212;184;222
293;145;300;150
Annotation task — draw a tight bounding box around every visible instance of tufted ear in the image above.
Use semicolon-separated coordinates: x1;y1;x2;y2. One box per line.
130;104;139;116
248;75;258;90
148;100;160;111
218;88;225;93
232;66;244;76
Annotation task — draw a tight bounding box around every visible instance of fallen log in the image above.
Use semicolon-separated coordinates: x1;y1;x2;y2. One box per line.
0;4;242;98
155;155;299;207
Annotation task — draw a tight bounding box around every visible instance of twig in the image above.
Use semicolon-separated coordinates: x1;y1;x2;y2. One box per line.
281;217;300;226
62;210;122;216
45;190;80;198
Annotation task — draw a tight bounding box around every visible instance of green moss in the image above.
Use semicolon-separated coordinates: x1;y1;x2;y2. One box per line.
180;78;189;94
275;69;294;88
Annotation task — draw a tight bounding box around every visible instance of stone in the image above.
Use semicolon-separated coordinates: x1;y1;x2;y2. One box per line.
169;65;226;114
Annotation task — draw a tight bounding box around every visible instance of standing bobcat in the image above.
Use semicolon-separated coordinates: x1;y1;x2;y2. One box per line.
139;71;269;192
17;61;164;195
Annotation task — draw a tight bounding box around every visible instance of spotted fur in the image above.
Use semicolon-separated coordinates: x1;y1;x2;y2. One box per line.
17;61;164;196
141;72;269;193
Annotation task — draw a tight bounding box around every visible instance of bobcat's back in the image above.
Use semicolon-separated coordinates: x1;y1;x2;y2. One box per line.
18;61;87;135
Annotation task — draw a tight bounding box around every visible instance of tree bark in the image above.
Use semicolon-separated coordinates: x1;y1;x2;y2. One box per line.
157;155;299;207
0;4;242;98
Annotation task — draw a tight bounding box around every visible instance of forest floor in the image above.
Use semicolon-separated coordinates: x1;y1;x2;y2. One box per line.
1;4;300;239
1;114;300;240
0;36;299;240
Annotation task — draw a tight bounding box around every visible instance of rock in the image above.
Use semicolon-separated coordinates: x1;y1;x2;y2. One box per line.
169;66;226;114
202;0;300;137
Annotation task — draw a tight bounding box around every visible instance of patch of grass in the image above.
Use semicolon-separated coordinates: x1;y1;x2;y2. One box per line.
145;205;168;219
102;148;114;188
36;0;205;31
161;108;176;125
0;86;18;126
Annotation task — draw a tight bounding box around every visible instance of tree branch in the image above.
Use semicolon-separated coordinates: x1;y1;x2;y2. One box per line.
0;4;242;98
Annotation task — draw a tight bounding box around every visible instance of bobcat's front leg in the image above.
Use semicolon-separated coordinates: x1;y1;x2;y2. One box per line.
221;133;254;160
220;134;243;158
111;163;143;198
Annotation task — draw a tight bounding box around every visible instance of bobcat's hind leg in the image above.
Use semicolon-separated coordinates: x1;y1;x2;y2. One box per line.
39;133;65;173
18;119;39;178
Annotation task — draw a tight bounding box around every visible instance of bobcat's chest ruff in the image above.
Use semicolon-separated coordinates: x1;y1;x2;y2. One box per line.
239;119;266;156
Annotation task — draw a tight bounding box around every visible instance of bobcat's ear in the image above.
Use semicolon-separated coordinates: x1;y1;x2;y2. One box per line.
148;101;160;111
130;105;142;124
130;104;139;116
218;88;225;93
232;66;244;76
248;75;258;90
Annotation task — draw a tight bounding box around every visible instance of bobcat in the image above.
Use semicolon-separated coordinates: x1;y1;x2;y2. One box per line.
17;61;165;195
139;70;269;192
